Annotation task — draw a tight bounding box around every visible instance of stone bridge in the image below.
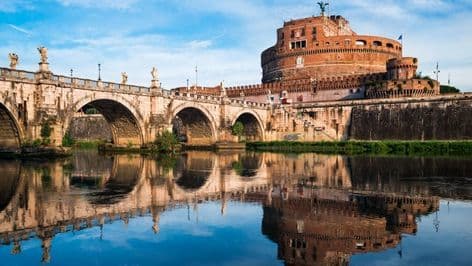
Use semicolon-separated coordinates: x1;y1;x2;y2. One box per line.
0;64;270;150
2;58;472;151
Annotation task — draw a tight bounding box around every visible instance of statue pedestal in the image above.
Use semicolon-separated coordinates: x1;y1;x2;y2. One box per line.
38;62;50;73
151;79;159;88
36;62;52;80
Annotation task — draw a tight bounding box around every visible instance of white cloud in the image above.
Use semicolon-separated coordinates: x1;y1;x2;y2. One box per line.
8;24;32;36
188;40;212;49
0;0;471;91
0;0;34;12
56;0;139;9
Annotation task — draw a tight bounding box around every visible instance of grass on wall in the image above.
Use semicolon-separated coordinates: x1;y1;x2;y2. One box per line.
246;140;472;156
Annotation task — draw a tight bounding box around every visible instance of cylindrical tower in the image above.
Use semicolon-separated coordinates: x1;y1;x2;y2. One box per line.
386;57;418;80
261;15;402;83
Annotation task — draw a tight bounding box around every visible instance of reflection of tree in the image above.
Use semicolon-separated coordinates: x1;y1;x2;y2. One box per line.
232;161;244;176
155;154;177;174
232;153;261;178
173;154;212;191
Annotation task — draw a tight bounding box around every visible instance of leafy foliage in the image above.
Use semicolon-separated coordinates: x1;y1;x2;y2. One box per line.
40;120;52;145
62;132;75;147
154;130;179;153
40;120;51;138
247;140;472;156
440;85;460;94
232;121;244;137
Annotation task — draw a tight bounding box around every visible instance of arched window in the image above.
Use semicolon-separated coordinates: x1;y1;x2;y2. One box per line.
386;43;394;48
355;40;367;46
373;41;382;46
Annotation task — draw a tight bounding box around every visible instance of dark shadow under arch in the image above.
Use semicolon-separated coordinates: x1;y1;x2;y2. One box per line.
74;99;143;146
172;107;214;145
233;113;263;141
0;103;21;151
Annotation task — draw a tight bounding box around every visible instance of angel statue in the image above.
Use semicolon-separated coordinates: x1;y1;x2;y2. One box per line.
151;67;159;80
8;53;19;69
37;46;48;63
121;72;128;84
317;1;329;16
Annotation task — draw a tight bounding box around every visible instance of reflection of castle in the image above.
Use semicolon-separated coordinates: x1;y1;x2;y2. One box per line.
0;152;464;263
262;186;439;265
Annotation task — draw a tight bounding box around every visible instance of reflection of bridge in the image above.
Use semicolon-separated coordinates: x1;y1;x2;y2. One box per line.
0;152;462;263
0;151;273;262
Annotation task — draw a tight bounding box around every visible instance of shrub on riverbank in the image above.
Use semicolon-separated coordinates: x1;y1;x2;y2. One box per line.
246;140;472;156
152;131;180;153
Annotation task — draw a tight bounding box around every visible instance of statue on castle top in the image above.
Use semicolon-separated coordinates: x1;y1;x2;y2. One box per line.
37;46;48;63
8;53;18;69
121;72;128;84
317;1;329;16
151;67;159;80
220;80;226;97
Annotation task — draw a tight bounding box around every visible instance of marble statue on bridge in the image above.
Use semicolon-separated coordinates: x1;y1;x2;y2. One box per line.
121;72;128;84
151;67;159;81
37;46;48;63
8;53;18;69
151;67;159;87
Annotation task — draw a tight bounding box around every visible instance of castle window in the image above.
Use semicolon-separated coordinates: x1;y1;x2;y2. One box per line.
301;28;305;36
325;42;330;46
344;39;351;46
281;32;284;39
312;27;317;34
291;30;295;38
290;40;307;50
355;40;367;46
373;41;382;46
386;43;394;48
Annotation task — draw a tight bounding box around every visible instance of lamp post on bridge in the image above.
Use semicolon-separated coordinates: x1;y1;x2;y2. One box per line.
97;63;104;88
98;63;102;81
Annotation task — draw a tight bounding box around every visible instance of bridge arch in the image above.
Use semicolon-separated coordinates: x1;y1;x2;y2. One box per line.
0;102;24;151
231;110;265;141
65;95;145;146
169;103;217;145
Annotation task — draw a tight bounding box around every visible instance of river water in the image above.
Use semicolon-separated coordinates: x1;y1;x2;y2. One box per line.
0;151;471;266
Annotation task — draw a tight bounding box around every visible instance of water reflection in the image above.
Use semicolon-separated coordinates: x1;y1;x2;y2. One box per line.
0;152;470;265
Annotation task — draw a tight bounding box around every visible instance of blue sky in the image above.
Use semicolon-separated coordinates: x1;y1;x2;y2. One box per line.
0;0;471;90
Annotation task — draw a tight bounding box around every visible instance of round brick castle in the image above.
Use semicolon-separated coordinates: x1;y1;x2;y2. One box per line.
261;15;402;83
173;10;440;102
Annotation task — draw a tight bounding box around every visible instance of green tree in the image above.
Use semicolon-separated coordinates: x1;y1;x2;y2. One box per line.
62;132;75;147
154;130;179;153
40;120;52;145
440;85;460;94
232;121;244;141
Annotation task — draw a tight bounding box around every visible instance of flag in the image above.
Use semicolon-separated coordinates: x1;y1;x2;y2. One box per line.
398;35;403;41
